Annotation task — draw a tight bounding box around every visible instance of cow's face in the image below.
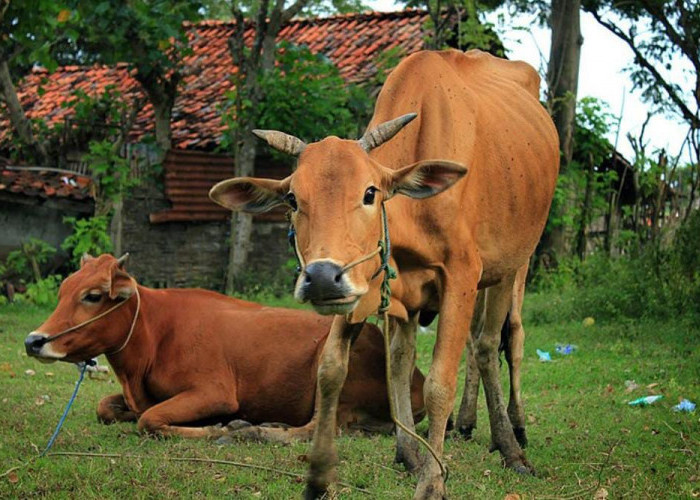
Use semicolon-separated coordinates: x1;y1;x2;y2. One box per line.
24;254;136;362
210;114;466;317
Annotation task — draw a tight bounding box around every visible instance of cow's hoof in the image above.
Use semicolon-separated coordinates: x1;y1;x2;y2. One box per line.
303;482;328;500
457;424;476;441
513;427;528;448
225;419;252;431
395;445;423;474
506;457;536;476
414;474;447;500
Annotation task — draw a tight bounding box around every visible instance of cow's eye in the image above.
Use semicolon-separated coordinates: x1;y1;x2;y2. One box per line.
363;186;377;205
285;192;298;211
83;293;102;304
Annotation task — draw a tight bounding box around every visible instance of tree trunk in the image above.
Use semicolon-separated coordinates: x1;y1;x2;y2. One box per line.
226;131;257;294
543;0;583;262
153;102;173;153
111;198;124;257
575;153;594;260
548;0;582;169
0;59;48;164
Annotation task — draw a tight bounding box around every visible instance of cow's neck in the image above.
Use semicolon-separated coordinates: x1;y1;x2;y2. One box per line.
105;285;158;414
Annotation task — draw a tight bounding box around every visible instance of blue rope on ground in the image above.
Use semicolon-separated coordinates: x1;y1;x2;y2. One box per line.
40;361;92;457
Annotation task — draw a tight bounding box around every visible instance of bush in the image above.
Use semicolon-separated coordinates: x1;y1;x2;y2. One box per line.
21;275;62;306
3;238;57;283
528;210;700;324
61;216;113;266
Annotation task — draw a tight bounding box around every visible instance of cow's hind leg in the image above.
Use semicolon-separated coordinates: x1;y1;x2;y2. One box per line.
97;394;137;424
506;265;528;447
476;275;532;473
137;391;238;439
390;314;423;473
455;290;485;440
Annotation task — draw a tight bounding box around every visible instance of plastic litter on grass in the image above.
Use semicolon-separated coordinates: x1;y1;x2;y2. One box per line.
628;395;663;407
536;349;551;362
672;399;696;412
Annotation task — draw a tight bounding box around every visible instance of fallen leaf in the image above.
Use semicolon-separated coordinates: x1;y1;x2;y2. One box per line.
483;469;491;477
34;397;45;406
7;471;18;483
0;362;11;372
57;9;71;23
504;494;521;500
594;487;609;499
568;421;578;429
604;384;614;395
24;369;35;376
45;372;54;377
647;383;659;389
527;414;537;424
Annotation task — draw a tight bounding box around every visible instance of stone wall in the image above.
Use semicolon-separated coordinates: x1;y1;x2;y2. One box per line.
121;184;291;291
0;194;92;260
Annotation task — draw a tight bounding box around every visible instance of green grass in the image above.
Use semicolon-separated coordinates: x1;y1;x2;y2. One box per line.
1;295;698;498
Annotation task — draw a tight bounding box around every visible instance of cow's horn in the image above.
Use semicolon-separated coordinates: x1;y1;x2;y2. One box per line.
116;253;130;267
252;129;306;156
358;113;417;152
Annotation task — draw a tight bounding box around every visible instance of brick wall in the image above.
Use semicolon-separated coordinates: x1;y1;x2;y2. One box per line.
121;183;291;291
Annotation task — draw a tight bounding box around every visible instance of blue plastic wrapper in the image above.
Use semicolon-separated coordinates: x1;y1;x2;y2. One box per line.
672;399;696;412
628;395;663;406
536;349;551;362
555;343;577;355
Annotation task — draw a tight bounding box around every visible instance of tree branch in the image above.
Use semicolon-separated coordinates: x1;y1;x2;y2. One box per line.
589;9;698;128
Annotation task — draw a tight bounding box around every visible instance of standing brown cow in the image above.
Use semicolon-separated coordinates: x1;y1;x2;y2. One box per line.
24;254;425;438
210;49;558;498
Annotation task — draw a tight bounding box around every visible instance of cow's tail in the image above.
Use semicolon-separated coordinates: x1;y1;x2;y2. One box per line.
498;311;511;366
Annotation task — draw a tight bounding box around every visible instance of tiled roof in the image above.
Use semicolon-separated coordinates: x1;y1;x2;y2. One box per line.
0;9;430;151
0;168;92;201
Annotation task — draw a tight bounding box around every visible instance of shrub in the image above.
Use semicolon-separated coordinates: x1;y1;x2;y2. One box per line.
61;216;113;266
528;210;700;324
3;238;57;283
21;275;62;306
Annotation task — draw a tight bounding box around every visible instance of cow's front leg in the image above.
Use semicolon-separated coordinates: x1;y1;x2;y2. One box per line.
391;314;422;472
304;316;363;499
455;290;485;439
97;393;138;424
476;274;532;473
415;272;478;500
137;391;238;439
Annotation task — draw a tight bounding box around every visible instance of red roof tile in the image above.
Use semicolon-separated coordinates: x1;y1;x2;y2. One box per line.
0;9;430;152
0;168;92;201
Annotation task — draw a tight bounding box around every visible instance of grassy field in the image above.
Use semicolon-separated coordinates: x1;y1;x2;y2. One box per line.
0;294;698;498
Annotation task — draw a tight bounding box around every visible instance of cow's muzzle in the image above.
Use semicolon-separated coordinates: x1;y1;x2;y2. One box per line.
295;260;359;315
24;332;61;362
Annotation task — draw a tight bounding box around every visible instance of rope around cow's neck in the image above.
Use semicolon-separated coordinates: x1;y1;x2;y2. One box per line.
41;283;141;356
288;202;447;481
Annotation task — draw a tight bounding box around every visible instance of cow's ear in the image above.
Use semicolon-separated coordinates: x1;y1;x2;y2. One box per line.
109;263;136;300
387;160;467;199
209;176;291;214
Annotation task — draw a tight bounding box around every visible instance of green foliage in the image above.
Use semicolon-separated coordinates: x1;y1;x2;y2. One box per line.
61;216;113;266
21;274;61;306
545;97;617;235
0;0;76;77
3;238;57;283
221;42;372;148
530;210;700;323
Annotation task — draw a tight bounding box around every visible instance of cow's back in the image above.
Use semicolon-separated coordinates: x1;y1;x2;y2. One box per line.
368;50;559;281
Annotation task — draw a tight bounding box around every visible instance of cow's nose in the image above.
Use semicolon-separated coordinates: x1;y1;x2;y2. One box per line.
302;261;347;301
24;334;47;356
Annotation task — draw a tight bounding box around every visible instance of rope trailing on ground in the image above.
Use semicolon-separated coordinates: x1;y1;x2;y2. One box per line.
39;360;92;457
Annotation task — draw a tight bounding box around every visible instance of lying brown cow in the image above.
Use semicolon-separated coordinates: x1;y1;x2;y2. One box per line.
24;254;425;438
